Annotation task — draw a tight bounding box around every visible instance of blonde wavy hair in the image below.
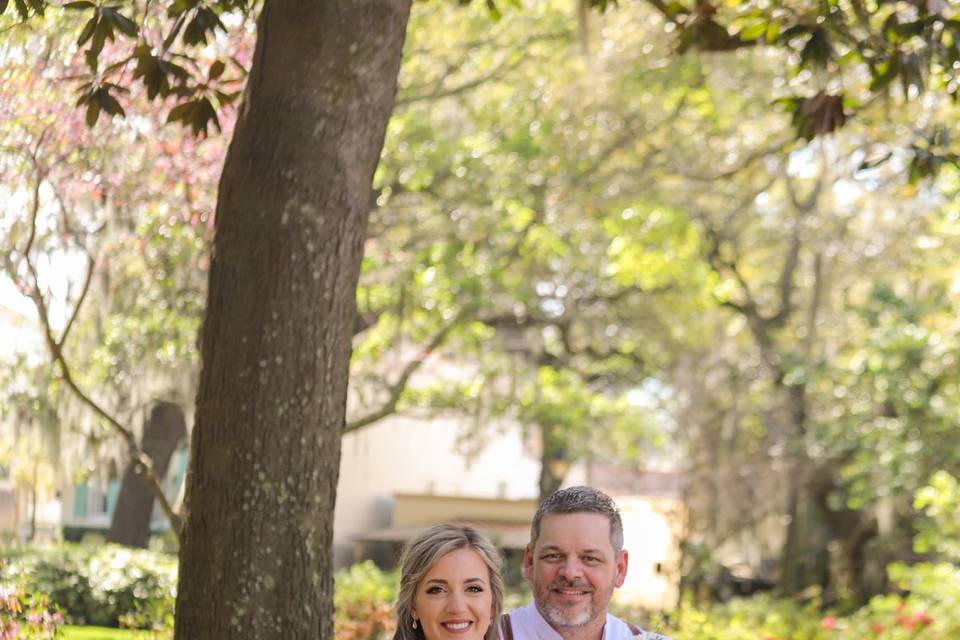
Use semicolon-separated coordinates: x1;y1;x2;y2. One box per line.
393;523;503;640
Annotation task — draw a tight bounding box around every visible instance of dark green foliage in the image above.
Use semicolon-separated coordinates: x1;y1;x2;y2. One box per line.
775;91;846;141
0;544;176;629
165;96;220;136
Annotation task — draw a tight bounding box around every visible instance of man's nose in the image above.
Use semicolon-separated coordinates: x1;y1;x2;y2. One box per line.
558;557;585;581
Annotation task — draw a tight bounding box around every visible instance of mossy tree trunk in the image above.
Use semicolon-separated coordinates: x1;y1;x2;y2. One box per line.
173;2;412;639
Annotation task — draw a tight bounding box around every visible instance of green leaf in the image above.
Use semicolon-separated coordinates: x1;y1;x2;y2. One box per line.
96;88;126;117
208;59;225;80
869;54;900;92
110;10;139;37
77;15;97;46
197;97;220;135
739;20;767;42
777;24;811;44
0;0;8;16
161;59;190;82
163;11;187;49
799;27;833;69
215;90;239;105
764;21;780;43
85;100;101;127
166;100;195;124
75;85;93;107
183;11;208;45
900;52;925;95
14;0;28;19
84;47;99;72
64;0;94;8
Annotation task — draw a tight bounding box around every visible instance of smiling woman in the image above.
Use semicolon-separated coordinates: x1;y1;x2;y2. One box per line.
393;524;505;640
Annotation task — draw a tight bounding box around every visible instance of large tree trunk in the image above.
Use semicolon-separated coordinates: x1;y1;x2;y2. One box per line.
778;462;830;596
807;465;880;606
777;384;831;596
107;402;187;548
173;2;411;639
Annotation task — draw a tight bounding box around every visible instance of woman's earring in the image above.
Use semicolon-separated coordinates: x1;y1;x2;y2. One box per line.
412;618;419;630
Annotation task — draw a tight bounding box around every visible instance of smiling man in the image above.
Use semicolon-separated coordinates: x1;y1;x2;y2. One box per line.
501;486;669;640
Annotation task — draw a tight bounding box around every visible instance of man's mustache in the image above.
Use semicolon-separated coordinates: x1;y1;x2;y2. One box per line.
549;579;595;592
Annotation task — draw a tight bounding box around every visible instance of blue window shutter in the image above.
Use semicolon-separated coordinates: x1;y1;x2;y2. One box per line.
73;482;88;518
106;479;121;516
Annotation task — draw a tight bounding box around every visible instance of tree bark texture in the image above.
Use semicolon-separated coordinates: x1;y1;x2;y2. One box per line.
107;402;187;548
174;2;412;639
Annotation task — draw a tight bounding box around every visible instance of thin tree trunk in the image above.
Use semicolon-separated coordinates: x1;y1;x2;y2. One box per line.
107;402;187;548
538;423;569;502
29;464;38;541
173;2;412;638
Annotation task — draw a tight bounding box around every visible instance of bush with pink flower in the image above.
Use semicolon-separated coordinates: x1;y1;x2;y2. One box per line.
0;584;63;640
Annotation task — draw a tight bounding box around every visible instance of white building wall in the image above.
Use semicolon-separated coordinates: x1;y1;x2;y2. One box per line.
333;414;547;566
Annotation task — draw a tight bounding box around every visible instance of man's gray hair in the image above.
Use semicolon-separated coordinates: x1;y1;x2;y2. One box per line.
530;486;624;552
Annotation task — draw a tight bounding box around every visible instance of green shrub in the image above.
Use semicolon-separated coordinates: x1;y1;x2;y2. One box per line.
653;565;960;640
660;593;830;640
334;561;398;640
0;543;176;630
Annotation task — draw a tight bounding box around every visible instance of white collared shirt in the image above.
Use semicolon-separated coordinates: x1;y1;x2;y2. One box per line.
503;603;669;640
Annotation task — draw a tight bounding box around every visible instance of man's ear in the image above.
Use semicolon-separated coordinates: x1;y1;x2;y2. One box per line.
523;544;534;581
614;549;628;588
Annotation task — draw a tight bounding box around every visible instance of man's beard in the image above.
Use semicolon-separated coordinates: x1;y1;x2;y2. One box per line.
536;579;600;629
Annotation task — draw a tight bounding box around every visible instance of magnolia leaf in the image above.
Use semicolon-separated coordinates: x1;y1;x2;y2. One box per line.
799;27;833;69
197;97;220;135
208;59;225;80
171;85;194;98
183;10;209;45
167;100;195;124
84;47;99;72
215;90;239;105
77;16;97;46
110;10;139;37
89;22;111;58
161;59;190;82
163;11;187;49
85;100;101;127
96;88;126;117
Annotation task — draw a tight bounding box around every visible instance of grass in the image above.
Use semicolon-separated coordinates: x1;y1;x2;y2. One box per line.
61;626;166;639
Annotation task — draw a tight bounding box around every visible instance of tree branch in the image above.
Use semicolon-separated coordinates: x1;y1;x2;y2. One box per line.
396;32;570;107
8;172;182;541
344;306;471;434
